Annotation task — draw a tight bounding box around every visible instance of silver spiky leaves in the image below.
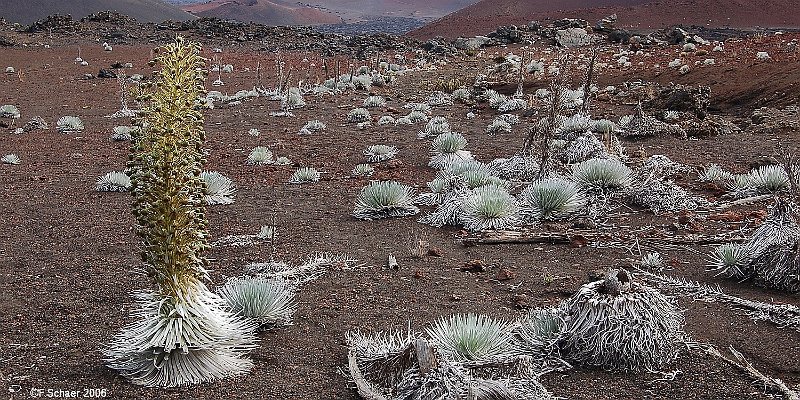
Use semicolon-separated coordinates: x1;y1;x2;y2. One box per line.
429;132;472;169
56;116;84;133
353;180;419;220
201;171;235;205
460;185;520;231
518;178;585;221
572;158;632;190
1;154;21;165
426;313;516;362
289;167;320;184
96;171;132;192
364;144;398;163
102;288;257;387
218;276;296;329
247;146;274;165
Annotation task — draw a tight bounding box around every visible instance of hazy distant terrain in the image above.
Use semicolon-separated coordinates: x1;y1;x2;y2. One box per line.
172;0;478;30
0;0;195;24
410;0;800;39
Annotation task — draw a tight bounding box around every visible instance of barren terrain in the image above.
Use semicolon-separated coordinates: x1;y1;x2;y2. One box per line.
0;22;799;400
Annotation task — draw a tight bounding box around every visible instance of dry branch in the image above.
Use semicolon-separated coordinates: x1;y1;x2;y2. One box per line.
696;343;799;400
460;229;747;247
348;351;388;400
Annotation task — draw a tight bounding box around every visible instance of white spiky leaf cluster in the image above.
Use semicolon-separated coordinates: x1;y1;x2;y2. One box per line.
519;178;586;221
363;95;386;108
348;108;371;123
247;146;274;166
2;154;21;165
406;110;429;123
218;276;297;329
486;118;512;135
102;289;257;387
96;171;132;192
201;171;236;205
364;144;398;163
426;313;515;362
572;158;632;190
377;115;396;125
111;125;134;141
460;185;519;231
749;164;789;194
57;116;84;133
351;163;375;177
709;243;749;279
301;119;326;133
429;132;472;169
418;116;451;138
353;180;419;220
289;167;320;184
699;163;732;182
0;104;20;119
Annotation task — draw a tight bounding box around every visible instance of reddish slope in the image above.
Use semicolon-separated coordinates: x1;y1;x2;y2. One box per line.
183;0;341;25
409;0;800;39
1;0;195;24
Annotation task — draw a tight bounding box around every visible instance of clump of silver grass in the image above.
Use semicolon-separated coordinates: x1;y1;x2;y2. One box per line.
0;104;21;119
460;185;520;231
1;154;21;165
348;108;372;123
201;171;235;205
274;156;291;166
364;144;398;163
427;91;453;107
96;171;132;192
363;95;386;108
486;118;512;135
512;308;571;373
289;167;320;184
699;163;732;183
559;268;687;372
518;178;585;221
352;163;375;177
426;313;516;362
218;276;296;330
56;116;84;133
378;115;396;125
708;243;750;279
247;146;274;165
406;110;429;123
418;116;451;138
111;126;135;142
429;132;472;169
301;119;326;134
749;164;790;194
640;252;664;271
353;180;419;220
572;158;632;191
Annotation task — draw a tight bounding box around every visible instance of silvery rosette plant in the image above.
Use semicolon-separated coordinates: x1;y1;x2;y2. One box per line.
103;38;256;388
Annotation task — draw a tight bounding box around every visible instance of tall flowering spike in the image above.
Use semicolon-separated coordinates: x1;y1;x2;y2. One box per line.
105;37;256;387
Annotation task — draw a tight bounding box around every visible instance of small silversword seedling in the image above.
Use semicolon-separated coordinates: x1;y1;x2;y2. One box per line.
1;154;20;165
519;178;585;221
56;116;84;133
573;158;632;190
218;276;297;330
364;144;398;163
426;313;515;362
461;185;520;231
201;171;236;205
348;108;371;123
289;167;320;184
351;163;375;177
96;171;132;192
352;180;419;220
247;146;274;166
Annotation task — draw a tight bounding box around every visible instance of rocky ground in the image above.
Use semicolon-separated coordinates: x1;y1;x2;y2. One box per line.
0;17;799;400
